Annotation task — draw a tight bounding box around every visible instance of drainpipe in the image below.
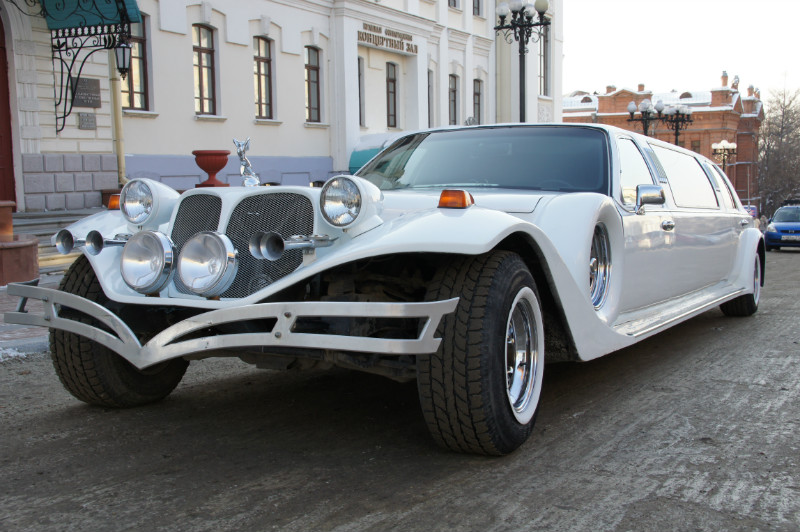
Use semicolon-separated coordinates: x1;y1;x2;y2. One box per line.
108;57;128;187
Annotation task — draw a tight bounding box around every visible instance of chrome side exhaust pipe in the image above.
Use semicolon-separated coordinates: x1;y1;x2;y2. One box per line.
249;231;336;261
54;229;128;256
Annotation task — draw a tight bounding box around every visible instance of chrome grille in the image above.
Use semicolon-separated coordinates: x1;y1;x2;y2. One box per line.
171;194;223;295
223;193;314;298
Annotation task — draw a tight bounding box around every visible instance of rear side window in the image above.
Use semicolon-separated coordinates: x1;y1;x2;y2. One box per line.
617;138;655;205
650;145;719;209
706;164;738;210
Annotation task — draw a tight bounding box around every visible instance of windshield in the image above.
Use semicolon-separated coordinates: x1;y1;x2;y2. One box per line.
356;126;610;193
773;207;800;222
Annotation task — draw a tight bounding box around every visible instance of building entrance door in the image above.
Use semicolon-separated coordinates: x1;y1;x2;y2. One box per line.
0;18;16;206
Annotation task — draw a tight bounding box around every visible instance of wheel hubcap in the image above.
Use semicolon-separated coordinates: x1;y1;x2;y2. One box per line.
589;224;611;309
505;291;539;422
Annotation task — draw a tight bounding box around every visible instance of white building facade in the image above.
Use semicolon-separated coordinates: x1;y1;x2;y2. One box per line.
0;0;562;210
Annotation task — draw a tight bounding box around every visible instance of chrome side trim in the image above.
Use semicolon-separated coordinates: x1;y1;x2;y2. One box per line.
4;283;458;370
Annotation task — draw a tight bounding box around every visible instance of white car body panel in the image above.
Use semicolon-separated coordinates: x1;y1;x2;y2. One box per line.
7;124;764;369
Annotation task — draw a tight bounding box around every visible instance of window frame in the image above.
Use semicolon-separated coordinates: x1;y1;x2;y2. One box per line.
305;46;321;123
122;17;149;111
538;25;550;97
473;79;483;125
192;24;216;115
386;62;398;128
448;74;458;126
358;57;365;127
473;0;482;16
253;37;274;119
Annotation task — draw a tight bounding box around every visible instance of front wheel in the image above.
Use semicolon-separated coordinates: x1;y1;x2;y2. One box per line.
417;251;544;455
720;255;761;317
49;255;189;407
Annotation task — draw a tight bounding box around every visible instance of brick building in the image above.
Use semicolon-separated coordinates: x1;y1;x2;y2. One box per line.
563;72;764;208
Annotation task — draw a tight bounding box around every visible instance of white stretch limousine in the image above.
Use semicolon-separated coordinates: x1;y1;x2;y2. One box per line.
5;124;764;455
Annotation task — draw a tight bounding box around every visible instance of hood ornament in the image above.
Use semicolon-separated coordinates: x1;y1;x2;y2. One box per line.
233;137;261;187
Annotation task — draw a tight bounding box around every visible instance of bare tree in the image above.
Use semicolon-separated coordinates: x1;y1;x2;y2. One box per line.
758;89;800;216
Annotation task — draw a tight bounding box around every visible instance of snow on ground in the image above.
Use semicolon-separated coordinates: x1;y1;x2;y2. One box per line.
0;347;30;362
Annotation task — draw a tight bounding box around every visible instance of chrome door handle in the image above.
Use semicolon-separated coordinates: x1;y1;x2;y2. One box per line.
661;220;675;231
739;219;751;227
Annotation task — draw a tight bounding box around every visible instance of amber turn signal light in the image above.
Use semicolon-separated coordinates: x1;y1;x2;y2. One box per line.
438;189;475;209
107;194;120;210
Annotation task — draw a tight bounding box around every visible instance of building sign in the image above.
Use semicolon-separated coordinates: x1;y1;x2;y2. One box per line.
78;112;97;130
72;78;101;108
358;23;418;55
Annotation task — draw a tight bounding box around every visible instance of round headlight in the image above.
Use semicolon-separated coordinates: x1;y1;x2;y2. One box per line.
120;231;175;294
178;232;238;297
120;180;154;225
321;177;362;227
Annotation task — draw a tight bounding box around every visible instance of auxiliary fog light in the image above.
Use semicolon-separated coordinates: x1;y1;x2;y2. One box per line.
120;231;175;294
178;232;238;297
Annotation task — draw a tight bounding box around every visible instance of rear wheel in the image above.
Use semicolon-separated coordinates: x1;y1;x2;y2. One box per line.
720;255;761;317
49;255;188;407
417;251;544;455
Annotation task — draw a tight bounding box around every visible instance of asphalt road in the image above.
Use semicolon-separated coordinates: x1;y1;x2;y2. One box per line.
1;251;798;531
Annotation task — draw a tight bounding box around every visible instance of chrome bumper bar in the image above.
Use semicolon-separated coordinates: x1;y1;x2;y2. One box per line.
4;283;458;370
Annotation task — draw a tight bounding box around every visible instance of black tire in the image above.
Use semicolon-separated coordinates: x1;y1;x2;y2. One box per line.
49;255;188;407
417;251;544;456
720;255;761;317
765;245;774;252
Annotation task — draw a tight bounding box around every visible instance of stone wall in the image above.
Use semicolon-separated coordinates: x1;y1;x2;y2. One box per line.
21;154;119;211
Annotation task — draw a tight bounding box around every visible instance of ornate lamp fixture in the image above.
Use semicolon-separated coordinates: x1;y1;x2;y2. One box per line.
712;139;737;174
661;105;694;146
494;0;550;122
627;99;665;137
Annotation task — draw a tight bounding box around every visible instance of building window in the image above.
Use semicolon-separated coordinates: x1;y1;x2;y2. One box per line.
473;79;483;125
691;140;701;153
448;74;458;125
305;46;321;123
254;37;273;119
428;69;434;128
473;0;481;16
122;18;148;110
448;0;458;8
538;25;550;97
193;25;216;115
358;57;365;126
386;62;397;128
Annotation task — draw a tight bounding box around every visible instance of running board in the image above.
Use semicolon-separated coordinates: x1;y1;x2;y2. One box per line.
613;288;744;338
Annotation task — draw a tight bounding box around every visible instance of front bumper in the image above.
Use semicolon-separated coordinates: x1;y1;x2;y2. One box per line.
4;282;458;370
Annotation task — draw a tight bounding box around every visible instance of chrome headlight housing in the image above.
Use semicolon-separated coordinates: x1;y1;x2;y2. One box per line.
320;176;362;227
120;178;180;228
178;232;238;297
120;180;154;225
120;231;175;294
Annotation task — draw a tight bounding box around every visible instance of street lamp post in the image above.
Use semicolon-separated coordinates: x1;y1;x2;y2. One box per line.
627;99;664;137
712;139;737;174
661;105;694;146
495;0;550;123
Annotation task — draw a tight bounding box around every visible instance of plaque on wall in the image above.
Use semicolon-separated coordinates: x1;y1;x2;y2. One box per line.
72;78;101;108
78;112;97;130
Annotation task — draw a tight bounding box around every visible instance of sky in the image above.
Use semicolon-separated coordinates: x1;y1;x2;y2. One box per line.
561;0;800;106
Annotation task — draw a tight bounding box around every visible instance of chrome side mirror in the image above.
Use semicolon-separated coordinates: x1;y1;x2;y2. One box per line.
635;184;665;215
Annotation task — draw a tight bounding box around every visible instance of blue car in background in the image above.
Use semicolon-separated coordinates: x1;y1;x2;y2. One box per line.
765;205;800;251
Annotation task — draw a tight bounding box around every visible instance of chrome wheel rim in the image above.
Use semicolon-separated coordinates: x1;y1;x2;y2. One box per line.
589;223;611;309
505;287;542;424
753;256;761;305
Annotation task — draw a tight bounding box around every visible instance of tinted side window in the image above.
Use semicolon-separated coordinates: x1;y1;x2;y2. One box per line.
651;145;719;209
617;138;655;204
706;164;736;210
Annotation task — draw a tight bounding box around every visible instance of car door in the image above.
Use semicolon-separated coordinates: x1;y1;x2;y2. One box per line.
649;144;737;294
615;136;678;312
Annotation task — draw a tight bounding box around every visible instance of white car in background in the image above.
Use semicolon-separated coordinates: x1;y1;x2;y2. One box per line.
5;124;764;455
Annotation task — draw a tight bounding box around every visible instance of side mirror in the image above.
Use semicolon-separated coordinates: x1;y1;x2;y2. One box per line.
635;184;665;215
